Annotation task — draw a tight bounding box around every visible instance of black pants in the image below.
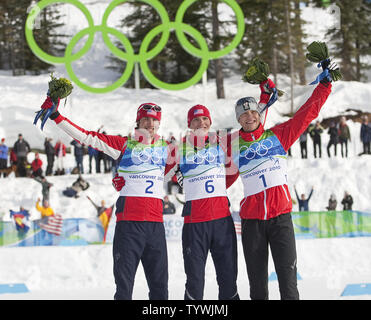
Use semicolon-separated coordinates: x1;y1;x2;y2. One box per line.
327;140;337;157
339;138;348;157
0;158;7;177
241;213;299;300
46;154;54;176
113;220;168;300
313;141;321;158
300;141;307;159
182;216;239;300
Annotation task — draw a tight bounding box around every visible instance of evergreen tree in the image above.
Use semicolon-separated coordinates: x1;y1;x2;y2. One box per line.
0;0;67;75
235;0;307;87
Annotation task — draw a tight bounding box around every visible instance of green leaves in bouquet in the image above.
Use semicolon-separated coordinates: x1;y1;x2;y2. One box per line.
243;57;284;96
243;57;270;84
306;41;329;62
306;41;342;81
48;73;73;103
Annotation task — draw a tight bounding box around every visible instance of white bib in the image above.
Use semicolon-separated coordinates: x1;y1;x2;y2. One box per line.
240;157;288;197
183;165;227;201
119;168;164;199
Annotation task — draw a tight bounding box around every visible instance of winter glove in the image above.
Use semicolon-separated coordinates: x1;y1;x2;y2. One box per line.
258;78;279;113
34;92;60;130
112;173;125;191
259;78;276;104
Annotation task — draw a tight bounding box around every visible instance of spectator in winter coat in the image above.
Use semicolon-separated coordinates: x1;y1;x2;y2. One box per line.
338;116;351;158
341;191;353;211
162;196;176;215
0;138;8;177
36;198;55;218
44;137;55;176
34;176;53;202
13;133;30;177
326;194;337;211
309;121;323;158
31;152;43;177
326;121;338;157
38;95;176;300
62;174;89;198
295;186;314;211
360;115;371;155
229;76;332;300
71;139;85;174
54;140;66;175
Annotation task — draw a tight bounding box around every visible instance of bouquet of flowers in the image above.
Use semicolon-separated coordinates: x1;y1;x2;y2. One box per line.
306;41;342;82
243;57;284;96
34;73;73;130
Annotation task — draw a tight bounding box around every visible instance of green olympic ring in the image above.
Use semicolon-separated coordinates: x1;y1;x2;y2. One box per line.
25;0;245;93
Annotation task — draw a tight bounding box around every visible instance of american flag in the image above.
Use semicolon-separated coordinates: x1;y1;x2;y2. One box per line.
39;214;63;236
193;109;204;115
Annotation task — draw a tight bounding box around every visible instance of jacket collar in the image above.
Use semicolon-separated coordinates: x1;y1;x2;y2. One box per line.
239;123;264;141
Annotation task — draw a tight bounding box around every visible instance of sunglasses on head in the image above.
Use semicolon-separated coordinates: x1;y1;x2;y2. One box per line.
139;104;162;112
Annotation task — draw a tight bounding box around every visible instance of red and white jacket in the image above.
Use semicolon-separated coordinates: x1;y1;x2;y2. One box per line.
50;113;176;222
177;132;236;223
229;82;332;220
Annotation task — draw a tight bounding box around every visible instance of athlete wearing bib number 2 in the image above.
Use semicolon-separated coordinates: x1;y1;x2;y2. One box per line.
176;105;239;300
230;78;332;300
41;99;176;300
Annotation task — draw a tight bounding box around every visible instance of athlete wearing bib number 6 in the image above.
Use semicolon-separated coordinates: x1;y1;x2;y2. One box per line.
176;105;239;300
230;78;332;300
39;98;176;300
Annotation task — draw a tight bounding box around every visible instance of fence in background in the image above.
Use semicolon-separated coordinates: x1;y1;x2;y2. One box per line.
1;211;371;247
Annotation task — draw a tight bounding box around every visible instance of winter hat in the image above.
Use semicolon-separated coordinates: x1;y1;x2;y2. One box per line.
1;138;4;143
136;103;162;122
235;97;260;122
187;105;212;128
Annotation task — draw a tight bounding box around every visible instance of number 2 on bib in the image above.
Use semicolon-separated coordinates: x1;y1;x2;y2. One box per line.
145;180;154;194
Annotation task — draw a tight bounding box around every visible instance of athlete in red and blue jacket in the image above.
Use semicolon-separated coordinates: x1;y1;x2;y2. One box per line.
230;76;332;300
173;105;239;300
39;97;176;300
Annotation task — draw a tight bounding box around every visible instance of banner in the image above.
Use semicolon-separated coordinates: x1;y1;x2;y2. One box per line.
291;211;371;239
1;211;370;247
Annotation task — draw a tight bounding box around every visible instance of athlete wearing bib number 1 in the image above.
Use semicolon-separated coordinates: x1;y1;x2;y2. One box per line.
229;77;332;300
176;105;239;300
39;98;176;300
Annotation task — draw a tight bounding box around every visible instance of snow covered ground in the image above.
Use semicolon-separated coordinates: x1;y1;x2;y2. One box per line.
0;1;371;301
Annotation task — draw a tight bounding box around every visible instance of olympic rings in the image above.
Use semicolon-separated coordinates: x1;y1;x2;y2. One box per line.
239;139;273;160
185;147;219;164
25;0;245;93
131;146;166;165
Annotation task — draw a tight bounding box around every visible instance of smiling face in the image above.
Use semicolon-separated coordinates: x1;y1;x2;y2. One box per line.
238;110;261;132
138;117;160;139
189;116;211;136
